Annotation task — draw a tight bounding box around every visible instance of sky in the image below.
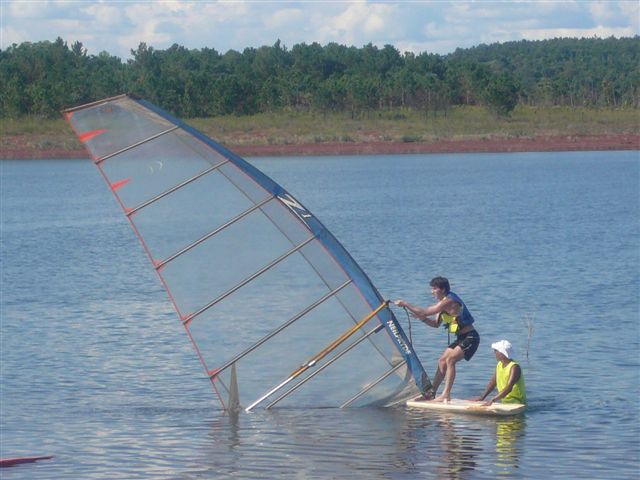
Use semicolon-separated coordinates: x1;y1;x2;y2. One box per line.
1;0;638;59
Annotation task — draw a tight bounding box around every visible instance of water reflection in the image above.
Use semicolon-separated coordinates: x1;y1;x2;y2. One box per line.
495;416;526;474
399;409;526;478
223;410;241;450
433;416;481;477
199;407;526;479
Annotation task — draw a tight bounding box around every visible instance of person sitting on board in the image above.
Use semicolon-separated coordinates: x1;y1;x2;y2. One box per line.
471;340;527;406
394;276;479;403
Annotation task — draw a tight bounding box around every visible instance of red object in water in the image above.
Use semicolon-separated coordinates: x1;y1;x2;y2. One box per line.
0;456;54;467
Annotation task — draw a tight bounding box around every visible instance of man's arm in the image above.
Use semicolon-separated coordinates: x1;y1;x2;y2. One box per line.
394;297;454;328
471;373;496;402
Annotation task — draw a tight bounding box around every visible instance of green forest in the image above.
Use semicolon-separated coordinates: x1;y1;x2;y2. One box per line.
1;36;638;119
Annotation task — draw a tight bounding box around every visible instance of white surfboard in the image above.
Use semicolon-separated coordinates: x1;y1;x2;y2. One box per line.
406;398;526;416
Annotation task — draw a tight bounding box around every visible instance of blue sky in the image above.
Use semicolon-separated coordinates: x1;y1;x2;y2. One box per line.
1;1;638;59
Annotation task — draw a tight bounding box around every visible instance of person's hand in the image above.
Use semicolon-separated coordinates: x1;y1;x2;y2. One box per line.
481;399;494;407
394;299;407;308
470;396;484;402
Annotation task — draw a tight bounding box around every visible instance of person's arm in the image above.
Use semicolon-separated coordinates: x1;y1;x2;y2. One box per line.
485;364;521;404
471;373;496;402
394;297;454;328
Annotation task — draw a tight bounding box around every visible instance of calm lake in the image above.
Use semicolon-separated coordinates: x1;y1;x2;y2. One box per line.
1;151;639;479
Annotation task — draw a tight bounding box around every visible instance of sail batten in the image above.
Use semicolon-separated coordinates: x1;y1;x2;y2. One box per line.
97;126;180;164
64;94;431;410
183;234;318;326
213;279;353;378
63;93;128;114
128;159;229;216
245;300;387;412
157;194;275;269
266;322;386;409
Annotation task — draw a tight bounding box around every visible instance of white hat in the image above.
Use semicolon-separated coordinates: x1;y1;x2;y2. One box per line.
491;340;514;359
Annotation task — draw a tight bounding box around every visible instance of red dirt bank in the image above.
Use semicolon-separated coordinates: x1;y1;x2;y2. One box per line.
1;134;638;159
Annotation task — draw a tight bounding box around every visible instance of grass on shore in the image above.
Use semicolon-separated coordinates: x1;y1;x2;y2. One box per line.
2;106;638;151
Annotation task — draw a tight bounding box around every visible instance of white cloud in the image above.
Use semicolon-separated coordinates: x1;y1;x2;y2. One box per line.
197;1;252;23
264;7;303;29
84;3;128;28
363;12;385;35
523;25;638;40
1;24;27;48
0;0;638;58
619;0;640;19
7;0;43;18
588;0;620;24
308;1;400;46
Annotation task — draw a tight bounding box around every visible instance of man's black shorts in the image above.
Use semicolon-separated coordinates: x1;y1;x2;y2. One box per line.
448;329;480;361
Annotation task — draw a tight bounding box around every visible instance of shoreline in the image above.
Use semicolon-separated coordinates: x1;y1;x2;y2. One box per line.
1;134;638;159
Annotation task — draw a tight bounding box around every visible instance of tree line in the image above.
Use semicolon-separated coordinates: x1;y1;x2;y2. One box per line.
1;36;638;119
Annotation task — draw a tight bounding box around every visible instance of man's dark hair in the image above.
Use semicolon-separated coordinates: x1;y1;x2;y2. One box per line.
430;276;450;293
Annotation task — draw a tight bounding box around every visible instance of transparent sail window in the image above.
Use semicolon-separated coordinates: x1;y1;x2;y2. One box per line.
69;98;174;159
131;171;271;263
159;207;313;318
100;130;228;210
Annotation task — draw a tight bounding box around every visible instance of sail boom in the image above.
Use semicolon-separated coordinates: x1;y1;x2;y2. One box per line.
245;301;387;411
265;323;385;409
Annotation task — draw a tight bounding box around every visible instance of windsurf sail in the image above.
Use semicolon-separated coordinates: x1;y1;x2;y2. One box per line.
63;94;432;411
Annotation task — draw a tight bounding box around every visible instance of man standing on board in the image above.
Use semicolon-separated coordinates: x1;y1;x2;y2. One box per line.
394;276;479;402
471;340;527;405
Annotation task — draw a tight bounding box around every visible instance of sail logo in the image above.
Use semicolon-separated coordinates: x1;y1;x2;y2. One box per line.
387;319;412;355
278;193;312;221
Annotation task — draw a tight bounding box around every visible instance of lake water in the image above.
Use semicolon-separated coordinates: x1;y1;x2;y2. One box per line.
1;151;638;479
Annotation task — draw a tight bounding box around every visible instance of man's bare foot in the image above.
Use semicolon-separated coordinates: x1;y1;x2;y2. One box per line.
429;394;450;403
422;390;435;401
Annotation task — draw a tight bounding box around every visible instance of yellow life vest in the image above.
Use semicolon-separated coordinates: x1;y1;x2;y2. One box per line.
439;312;459;333
496;360;527;404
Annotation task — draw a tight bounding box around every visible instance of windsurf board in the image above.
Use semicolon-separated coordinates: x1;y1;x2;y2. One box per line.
406;398;525;416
